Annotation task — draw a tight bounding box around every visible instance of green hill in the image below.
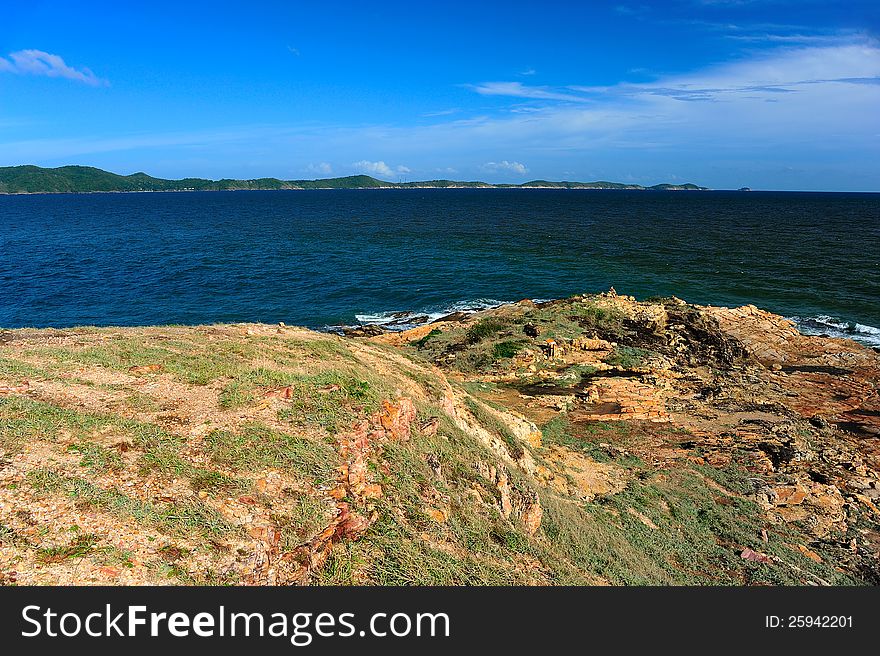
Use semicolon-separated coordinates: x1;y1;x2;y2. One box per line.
0;164;709;194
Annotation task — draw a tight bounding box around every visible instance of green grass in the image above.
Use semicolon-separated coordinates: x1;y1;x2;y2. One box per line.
0;396;245;493
0;396;165;454
67;442;124;475
0;357;52;383
316;403;547;585
36;533;98;564
217;382;256;409
516;300;625;341
605;345;656;369
464;397;524;460
414;328;442;349
465;318;510;344
534;414;854;585
120;391;160;412
217;366;302;409
362;512;519;585
20;334;353;387
204;423;339;484
218;366;384;419
569;302;625;336
26;336;259;385
274;495;336;549
276;371;385;432
492;340;526;359
27;468;236;538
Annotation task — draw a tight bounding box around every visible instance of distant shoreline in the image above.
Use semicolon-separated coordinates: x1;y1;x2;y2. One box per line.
5;187;880;196
0;164;709;194
0;185;714;196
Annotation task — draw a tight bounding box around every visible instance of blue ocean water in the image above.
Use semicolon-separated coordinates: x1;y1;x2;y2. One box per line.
1;189;878;345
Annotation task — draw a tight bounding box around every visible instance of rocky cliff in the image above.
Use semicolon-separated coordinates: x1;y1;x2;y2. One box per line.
1;291;878;585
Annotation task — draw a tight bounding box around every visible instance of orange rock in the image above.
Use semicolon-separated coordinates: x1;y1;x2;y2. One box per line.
772;485;807;506
521;493;542;536
797;544;823;563
337;512;371;539
327;486;347;500
361;484;383;499
248;526;281;545
426;507;447;523
378;398;417;440
128;364;163;375
263;386;294;399
525;430;543;448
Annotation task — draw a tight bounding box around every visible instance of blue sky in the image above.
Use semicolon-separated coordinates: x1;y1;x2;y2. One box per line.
1;0;878;190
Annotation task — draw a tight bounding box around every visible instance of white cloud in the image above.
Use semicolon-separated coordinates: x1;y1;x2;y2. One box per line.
396;165;411;174
4;38;877;190
352;160;395;178
0;49;107;86
615;5;650;16
306;161;332;175
422;108;459;117
470;81;587;103
482;160;529;175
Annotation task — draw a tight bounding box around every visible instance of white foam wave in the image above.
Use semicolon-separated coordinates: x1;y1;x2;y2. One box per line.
352;298;513;331
791;315;880;348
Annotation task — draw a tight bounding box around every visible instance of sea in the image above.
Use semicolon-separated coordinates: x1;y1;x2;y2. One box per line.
1;189;878;347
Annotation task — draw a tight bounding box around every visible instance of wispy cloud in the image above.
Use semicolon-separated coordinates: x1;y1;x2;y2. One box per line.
571;41;880;103
468;39;880;108
4;37;877;189
469;81;588;103
421;108;460;117
615;5;650;16
287;45;301;56
0;50;107;86
518;68;537;76
724;29;865;45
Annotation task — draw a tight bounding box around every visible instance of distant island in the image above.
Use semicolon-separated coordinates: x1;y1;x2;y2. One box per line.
0;165;709;194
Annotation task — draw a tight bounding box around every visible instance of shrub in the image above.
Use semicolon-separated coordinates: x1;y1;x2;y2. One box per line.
605;346;654;369
493;341;524;359
465;319;508;344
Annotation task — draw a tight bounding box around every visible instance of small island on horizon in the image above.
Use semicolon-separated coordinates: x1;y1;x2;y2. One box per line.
0;164;710;195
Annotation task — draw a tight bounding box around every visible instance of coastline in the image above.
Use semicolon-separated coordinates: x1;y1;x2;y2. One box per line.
2;291;879;585
0;164;709;194
0;185;711;196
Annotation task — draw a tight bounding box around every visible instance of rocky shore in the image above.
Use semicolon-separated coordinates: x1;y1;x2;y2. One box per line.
1;291;878;585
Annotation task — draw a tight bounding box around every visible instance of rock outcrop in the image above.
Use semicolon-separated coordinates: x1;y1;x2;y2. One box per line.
1;291;878;585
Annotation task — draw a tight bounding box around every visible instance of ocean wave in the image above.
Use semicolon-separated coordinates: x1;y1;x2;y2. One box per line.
791;315;880;348
323;298;514;333
335;300;880;349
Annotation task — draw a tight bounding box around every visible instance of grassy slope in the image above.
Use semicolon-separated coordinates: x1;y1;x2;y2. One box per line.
2;295;873;586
